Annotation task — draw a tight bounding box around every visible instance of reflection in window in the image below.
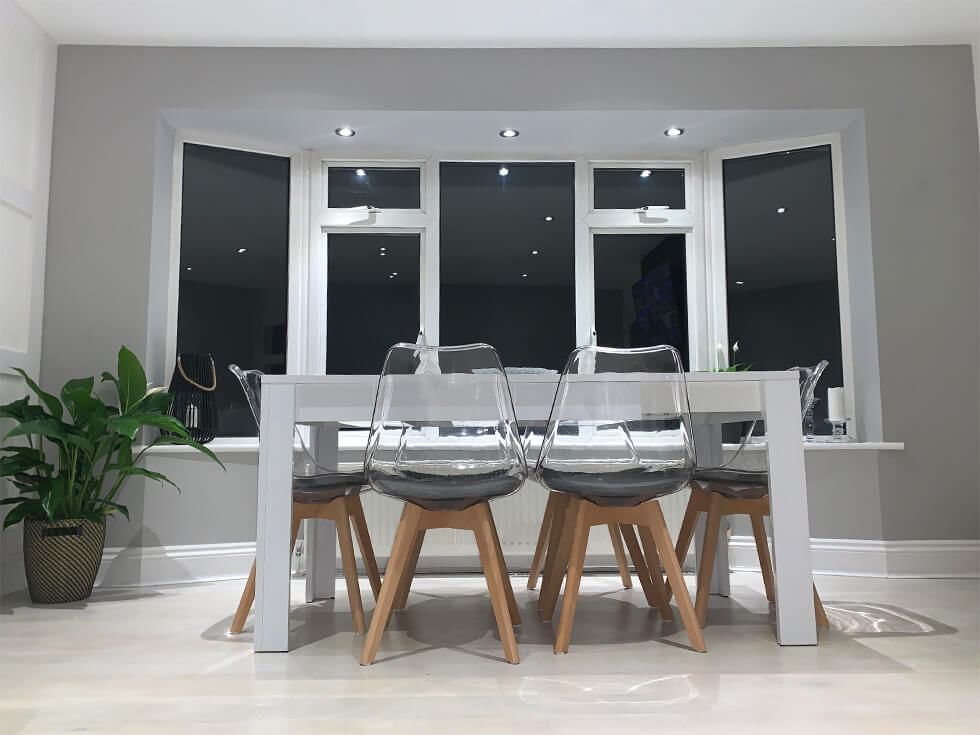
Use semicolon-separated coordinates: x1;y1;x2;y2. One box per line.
326;233;420;374
177;143;290;437
723;145;842;431
439;162;575;370
593;168;685;210
327;167;421;209
594;234;688;366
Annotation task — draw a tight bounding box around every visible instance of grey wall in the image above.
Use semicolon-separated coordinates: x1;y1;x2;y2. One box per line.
42;46;980;545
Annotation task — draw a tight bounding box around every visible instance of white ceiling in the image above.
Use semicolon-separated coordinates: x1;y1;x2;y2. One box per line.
16;0;980;47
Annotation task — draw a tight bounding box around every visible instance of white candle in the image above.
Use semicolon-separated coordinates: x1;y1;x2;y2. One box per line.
827;387;846;422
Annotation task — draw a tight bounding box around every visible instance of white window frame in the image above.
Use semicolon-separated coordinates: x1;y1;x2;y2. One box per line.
706;133;856;426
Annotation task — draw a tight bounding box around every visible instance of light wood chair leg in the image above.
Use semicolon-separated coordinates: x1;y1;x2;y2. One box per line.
336;500;366;634
487;510;521;625
349;492;382;600
473;503;520;664
695;494;723;627
750;512;776;603
637;525;674;621
394;530;425;611
666;493;700;603
554;499;591;654
813;584;830;628
646;500;706;652
230;512;301;634
528;492;557;590
538;494;572;621
619;524;658;607
360;505;424;666
608;524;633;589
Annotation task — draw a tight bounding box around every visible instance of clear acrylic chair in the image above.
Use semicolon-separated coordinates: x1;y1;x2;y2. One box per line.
534;345;706;654
669;360;830;629
226;365;382;635
359;343;527;665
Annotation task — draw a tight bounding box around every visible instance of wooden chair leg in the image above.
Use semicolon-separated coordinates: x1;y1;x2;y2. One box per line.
619;524;658;607
230;512;301;634
393;530;424;611
750;512;776;603
554;499;591;654
538;494;572;621
695;493;723;627
487;510;521;625
336;500;366;634
637;526;674;621
349;492;382;600
666;493;700;603
608;524;633;589
360;504;424;666
528;492;557;590
646;501;706;653
813;584;830;628
473;503;520;664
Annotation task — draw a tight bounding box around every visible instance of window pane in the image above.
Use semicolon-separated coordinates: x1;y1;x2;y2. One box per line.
723;145;842;432
440;162;575;370
594;234;689;366
327;167;421;209
326;233;420;373
177;143;290;438
593;168;685;210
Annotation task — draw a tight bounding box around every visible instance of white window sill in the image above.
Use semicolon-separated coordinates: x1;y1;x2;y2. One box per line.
727;440;904;451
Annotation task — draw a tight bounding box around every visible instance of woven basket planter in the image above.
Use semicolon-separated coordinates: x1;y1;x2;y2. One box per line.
23;518;106;604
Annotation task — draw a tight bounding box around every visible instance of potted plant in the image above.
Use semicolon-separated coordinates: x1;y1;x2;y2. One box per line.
0;346;223;604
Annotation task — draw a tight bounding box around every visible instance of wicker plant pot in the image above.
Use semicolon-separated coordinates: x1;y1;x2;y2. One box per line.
23;518;106;604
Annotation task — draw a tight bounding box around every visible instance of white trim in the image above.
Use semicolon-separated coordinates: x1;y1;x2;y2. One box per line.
729;536;980;579
96;542;257;588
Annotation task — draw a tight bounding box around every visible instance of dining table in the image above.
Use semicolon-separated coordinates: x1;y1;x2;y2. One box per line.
253;370;817;652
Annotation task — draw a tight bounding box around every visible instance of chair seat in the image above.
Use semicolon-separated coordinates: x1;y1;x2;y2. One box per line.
537;466;691;507
292;471;366;503
369;471;523;511
693;467;769;499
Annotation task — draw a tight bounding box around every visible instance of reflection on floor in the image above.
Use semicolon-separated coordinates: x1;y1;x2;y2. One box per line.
0;573;978;733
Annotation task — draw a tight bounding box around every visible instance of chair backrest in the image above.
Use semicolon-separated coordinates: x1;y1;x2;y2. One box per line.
537;345;695;494
228;364;263;430
794;359;830;417
364;343;527;507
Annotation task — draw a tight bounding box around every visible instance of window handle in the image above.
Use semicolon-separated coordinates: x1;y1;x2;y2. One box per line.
634;205;670;213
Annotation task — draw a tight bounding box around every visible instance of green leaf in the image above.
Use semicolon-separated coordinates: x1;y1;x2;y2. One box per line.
62;431;96;456
115;346;147;413
0;450;51;477
60;376;101;423
133;413;189;438
2;498;43;529
107;415;141;440
5;418;67;442
13;368;64;420
136;388;174;415
152;435;225;469
116;466;181;492
116;437;133;468
101;501;130;521
0;396;31;421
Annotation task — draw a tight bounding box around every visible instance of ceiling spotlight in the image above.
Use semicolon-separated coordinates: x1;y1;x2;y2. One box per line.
664;127;684;137
391;272;398;276
236;248;247;254
543;215;554;222
355;168;367;177
498;166;509;177
388;274;395;279
776;207;786;214
521;273;528;278
499;129;520;138
335;126;356;138
531;250;539;255
735;280;745;286
185;266;192;271
640;170;652;178
379;251;387;256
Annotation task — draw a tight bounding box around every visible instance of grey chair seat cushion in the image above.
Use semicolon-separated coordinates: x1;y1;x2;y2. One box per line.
291;471;366;504
537;466;691;507
693;467;769;499
369;471;523;511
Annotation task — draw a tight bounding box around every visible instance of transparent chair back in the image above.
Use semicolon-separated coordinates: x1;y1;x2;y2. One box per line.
536;345;695;507
364;343;527;510
795;359;830;417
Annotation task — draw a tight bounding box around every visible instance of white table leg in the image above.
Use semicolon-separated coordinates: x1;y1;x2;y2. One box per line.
692;423;730;596
762;376;817;645
255;383;295;652
304;424;338;603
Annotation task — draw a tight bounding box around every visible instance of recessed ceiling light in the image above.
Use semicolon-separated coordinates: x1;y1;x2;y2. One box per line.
543;215;553;222
664;126;684;137
640;170;652;178
391;272;398;276
498;166;509;177
521;273;528;278
185;266;192;271
335;126;356;138
388;274;395;279
236;248;247;254
499;128;519;138
776;207;786;214
531;250;539;255
735;280;745;285
355;168;367;177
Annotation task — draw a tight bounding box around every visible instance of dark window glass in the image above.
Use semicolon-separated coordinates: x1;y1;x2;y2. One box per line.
594;234;689;366
326;233;420;373
724;145;842;433
177;143;290;438
327;167;421;209
440;162;575;370
593;168;685;210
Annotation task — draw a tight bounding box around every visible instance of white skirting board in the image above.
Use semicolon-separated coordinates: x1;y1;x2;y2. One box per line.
95;537;980;588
